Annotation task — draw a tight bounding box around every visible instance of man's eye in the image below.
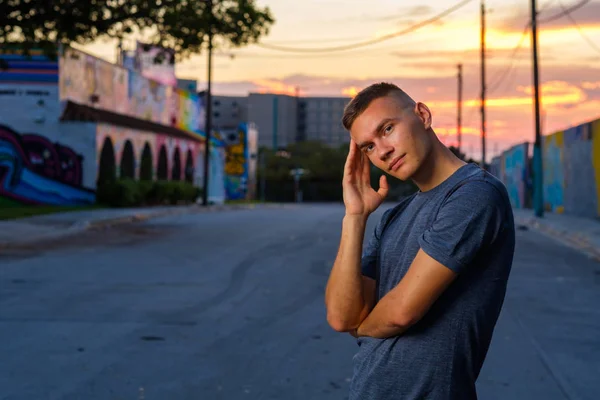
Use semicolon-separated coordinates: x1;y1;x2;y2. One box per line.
365;144;374;153
384;125;393;134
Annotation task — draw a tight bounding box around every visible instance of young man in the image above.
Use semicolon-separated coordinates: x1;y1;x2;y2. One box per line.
325;82;515;399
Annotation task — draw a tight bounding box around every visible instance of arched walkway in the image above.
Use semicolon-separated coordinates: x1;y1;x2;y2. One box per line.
97;137;116;185
184;149;194;183
140;142;153;181
157;145;168;180
120;140;135;179
171;147;182;181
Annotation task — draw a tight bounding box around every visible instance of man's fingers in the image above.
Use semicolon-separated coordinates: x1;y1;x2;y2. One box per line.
344;140;358;178
377;175;389;198
361;150;371;183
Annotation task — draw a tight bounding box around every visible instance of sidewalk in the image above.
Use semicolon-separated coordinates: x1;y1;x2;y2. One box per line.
0;203;280;248
512;208;600;261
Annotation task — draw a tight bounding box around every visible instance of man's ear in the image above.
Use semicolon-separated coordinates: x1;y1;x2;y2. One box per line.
414;102;432;130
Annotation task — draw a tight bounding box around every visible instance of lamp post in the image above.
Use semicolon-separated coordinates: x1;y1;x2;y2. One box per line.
201;0;214;206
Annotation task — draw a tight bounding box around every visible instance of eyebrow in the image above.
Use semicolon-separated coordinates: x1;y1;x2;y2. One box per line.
357;118;395;149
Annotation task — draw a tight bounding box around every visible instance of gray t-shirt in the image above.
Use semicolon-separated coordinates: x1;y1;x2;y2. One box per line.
350;163;515;400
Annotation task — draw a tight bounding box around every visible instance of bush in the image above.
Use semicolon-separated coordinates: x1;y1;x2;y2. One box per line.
97;179;202;208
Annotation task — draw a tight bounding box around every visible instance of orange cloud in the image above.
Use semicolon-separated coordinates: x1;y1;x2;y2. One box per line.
253;79;298;95
341;86;360;97
427;81;587;110
582;81;600;90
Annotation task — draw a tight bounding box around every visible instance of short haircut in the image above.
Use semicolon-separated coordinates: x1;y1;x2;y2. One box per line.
342;82;416;131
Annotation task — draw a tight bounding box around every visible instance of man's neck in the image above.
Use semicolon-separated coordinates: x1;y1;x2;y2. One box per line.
412;141;466;192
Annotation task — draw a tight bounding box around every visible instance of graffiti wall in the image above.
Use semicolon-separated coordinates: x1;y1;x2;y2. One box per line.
490;142;530;209
59;46;203;134
543;118;600;217
134;42;177;87
95;124;202;182
0;50;58;85
222;124;249;200
0;76;97;205
0;124;95;205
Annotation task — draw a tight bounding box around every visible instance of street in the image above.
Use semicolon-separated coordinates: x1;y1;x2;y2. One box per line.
1;204;599;400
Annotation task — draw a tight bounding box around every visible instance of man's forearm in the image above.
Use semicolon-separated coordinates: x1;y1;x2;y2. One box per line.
325;214;370;331
356;294;411;339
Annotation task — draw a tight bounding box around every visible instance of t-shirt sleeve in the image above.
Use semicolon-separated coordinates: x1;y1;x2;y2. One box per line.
418;180;507;274
361;208;394;279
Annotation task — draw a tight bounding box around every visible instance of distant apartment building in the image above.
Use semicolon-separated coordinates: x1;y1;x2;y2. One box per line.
200;92;352;149
300;96;351;147
211;95;248;130
247;93;299;149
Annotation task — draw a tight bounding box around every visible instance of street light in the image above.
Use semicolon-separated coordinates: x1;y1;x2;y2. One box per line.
201;0;214;206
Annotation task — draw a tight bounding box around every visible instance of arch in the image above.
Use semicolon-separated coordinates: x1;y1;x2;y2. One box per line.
156;145;168;180
184;149;194;183
97;137;116;185
171;147;182;181
140;142;153;181
120;140;135;179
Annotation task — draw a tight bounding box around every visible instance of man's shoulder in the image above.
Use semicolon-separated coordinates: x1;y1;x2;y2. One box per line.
446;166;510;208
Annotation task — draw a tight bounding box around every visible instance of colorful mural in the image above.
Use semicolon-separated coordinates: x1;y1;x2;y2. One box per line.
542;131;565;213
59;46;203;134
490;142;529;209
0;50;58;85
492;116;600;217
0;124;95;205
134;42;177;87
223;124;249;200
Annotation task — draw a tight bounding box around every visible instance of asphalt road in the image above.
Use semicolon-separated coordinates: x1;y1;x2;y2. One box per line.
1;204;599;400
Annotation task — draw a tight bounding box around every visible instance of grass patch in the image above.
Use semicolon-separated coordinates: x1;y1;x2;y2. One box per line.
0;198;101;221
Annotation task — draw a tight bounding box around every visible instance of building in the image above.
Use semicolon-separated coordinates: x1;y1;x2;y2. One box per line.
206;92;351;150
300;96;351;147
247;93;298;149
210;95;248;131
0;46;228;206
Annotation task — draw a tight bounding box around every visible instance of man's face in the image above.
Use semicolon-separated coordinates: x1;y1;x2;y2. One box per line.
350;95;432;181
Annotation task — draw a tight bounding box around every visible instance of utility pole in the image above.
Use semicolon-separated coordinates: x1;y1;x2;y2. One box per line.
202;0;214;206
480;0;487;169
531;0;544;217
457;63;463;152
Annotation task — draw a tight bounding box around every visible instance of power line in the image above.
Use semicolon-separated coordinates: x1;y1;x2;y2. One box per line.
255;0;474;53
557;0;600;55
538;0;590;23
486;23;529;94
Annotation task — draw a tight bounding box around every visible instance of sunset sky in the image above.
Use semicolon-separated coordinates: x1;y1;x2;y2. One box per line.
81;0;600;160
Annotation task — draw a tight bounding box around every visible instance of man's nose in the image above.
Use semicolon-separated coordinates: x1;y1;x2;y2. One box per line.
378;144;394;161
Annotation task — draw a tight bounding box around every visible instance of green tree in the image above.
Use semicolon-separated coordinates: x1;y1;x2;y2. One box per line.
0;0;274;59
257;141;418;202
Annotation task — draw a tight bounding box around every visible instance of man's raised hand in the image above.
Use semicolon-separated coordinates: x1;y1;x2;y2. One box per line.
342;139;389;217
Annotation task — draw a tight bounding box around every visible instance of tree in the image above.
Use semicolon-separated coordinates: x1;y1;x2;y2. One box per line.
0;0;274;59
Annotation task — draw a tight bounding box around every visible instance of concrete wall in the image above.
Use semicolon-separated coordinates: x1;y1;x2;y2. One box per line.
542;118;600;217
490;142;530;209
0;83;97;205
491;117;600;218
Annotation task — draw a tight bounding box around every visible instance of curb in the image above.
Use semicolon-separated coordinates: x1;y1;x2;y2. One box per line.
0;203;284;249
515;215;600;262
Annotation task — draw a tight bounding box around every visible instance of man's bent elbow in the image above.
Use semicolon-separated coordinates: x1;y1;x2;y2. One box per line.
326;312;356;332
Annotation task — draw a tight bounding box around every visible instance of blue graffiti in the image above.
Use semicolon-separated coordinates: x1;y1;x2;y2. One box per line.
0;125;95;205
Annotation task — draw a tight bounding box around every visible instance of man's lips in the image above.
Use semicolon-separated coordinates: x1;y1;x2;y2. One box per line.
388;155;405;171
